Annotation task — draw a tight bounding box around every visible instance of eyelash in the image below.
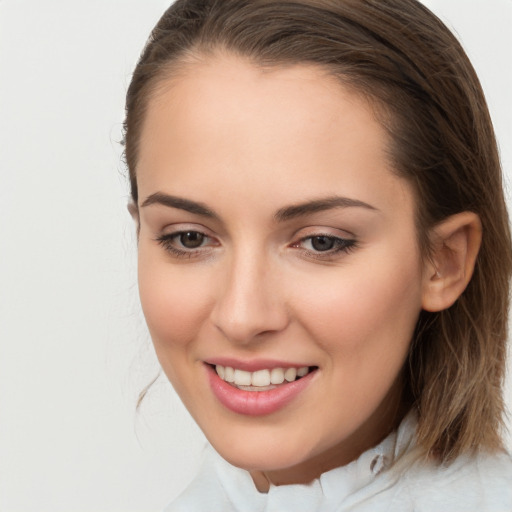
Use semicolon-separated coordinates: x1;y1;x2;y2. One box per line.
156;231;215;259
293;234;358;260
155;231;357;260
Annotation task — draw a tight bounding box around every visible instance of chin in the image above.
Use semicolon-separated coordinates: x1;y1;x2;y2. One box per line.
218;445;307;473
205;423;318;472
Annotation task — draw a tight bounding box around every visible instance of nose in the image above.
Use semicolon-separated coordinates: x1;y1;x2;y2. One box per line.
210;250;289;345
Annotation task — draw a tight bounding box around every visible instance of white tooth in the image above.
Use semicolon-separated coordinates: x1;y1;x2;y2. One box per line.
297;366;309;377
216;365;225;379
284;367;297;382
251;369;271;387
270;368;285;384
224;366;235;383
234;369;252;386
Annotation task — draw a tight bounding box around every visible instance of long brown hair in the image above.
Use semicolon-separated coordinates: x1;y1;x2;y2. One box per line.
123;0;512;461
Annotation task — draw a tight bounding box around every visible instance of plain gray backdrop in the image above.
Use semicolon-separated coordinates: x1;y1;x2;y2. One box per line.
0;1;511;511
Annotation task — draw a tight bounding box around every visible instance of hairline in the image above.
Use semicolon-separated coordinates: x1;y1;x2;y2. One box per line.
134;45;431;257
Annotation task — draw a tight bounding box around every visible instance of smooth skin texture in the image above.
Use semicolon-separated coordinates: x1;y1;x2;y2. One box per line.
133;54;481;490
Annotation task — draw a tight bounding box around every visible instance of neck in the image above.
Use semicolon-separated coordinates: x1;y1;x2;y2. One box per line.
250;378;406;493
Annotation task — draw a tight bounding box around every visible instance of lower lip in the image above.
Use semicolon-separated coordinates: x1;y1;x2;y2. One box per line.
206;364;316;416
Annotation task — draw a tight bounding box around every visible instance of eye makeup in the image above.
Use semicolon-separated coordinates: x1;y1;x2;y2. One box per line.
155;229;358;262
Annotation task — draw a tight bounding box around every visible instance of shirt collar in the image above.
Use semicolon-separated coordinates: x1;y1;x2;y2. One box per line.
208;410;418;510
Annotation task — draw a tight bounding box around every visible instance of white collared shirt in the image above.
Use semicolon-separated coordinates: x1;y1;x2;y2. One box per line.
164;413;512;511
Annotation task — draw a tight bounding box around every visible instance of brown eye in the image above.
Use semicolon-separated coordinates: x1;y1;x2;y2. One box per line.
310;236;335;251
179;231;205;249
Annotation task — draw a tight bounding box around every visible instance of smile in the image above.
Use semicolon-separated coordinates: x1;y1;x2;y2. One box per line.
215;365;311;390
206;363;318;416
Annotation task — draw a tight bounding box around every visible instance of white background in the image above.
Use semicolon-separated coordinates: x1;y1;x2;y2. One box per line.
0;1;511;511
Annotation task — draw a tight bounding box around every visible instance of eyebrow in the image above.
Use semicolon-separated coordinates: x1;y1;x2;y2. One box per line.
141;192;219;220
274;196;378;222
140;192;377;222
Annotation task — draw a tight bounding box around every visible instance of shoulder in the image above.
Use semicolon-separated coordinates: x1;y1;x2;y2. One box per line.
396;449;512;512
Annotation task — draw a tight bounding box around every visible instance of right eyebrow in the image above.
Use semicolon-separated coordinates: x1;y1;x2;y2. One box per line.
140;192;219;220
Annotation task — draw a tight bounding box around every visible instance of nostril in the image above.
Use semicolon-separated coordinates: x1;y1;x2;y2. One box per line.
210;273;289;344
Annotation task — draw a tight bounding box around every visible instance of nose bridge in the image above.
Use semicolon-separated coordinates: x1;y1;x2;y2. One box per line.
211;244;288;343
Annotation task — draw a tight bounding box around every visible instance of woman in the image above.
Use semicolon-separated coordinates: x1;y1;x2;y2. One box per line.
123;0;512;509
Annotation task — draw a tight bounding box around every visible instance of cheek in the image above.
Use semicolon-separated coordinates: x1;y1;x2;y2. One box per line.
137;249;213;352
293;254;423;363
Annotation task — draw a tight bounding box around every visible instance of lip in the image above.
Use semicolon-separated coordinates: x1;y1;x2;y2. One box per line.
205;357;310;372
206;363;317;416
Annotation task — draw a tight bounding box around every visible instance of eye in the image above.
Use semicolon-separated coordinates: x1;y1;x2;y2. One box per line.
293;234;357;258
178;231;206;249
156;229;217;258
308;235;337;252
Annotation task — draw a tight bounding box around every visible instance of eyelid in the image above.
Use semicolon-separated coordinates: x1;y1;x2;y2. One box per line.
289;227;358;259
291;225;356;240
159;221;216;235
292;233;355;248
155;224;220;259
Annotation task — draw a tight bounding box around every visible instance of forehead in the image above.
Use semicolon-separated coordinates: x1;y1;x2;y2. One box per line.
137;53;414;218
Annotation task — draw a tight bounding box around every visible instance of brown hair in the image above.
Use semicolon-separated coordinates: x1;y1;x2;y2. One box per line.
123;0;512;461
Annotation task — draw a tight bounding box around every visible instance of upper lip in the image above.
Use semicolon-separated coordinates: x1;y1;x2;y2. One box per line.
204;357;314;372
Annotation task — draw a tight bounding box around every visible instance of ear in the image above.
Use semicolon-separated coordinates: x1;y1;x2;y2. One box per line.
422;212;482;312
127;201;140;233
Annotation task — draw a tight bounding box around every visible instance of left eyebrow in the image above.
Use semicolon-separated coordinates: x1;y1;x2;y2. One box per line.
274;196;378;222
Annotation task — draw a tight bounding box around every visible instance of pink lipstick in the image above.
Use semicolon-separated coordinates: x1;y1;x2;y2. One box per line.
205;363;317;416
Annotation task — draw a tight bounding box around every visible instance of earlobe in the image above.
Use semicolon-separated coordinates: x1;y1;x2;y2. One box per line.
422;212;482;312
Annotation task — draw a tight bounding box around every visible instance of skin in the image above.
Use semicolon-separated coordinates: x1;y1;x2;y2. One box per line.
133;53;479;490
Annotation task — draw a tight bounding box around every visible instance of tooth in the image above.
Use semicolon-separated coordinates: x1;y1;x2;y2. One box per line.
224;366;235;383
270;368;285;384
284;367;297;382
251;369;270;386
216;365;225;379
297;366;309;377
234;369;252;386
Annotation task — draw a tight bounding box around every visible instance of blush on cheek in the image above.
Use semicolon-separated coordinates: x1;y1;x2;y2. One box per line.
299;268;420;358
138;267;212;348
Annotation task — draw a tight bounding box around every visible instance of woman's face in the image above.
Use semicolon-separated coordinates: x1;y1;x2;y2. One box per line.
135;54;427;485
